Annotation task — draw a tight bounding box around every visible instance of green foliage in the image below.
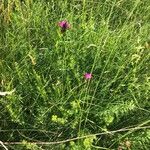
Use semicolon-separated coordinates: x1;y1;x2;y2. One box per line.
0;0;150;149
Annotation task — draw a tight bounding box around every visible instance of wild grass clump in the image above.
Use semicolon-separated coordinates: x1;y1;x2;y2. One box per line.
0;0;150;149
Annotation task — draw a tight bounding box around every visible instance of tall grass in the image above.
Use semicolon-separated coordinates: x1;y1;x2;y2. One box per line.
0;0;150;149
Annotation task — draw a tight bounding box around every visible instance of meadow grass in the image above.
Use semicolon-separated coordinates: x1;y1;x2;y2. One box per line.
0;0;150;149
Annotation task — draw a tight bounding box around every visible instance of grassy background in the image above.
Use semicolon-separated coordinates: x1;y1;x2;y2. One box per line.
0;0;150;149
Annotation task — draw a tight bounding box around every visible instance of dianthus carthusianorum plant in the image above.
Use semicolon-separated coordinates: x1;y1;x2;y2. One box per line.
0;0;150;149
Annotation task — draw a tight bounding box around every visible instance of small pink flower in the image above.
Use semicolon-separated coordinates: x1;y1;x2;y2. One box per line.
58;20;70;32
84;73;92;79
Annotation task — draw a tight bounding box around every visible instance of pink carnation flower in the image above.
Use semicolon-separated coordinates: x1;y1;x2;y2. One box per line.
84;73;92;79
58;20;70;32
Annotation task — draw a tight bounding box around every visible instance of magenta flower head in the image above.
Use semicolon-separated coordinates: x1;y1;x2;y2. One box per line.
84;73;92;80
58;20;70;32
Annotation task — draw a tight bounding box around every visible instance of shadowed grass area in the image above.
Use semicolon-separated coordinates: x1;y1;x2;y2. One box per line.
0;0;150;149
